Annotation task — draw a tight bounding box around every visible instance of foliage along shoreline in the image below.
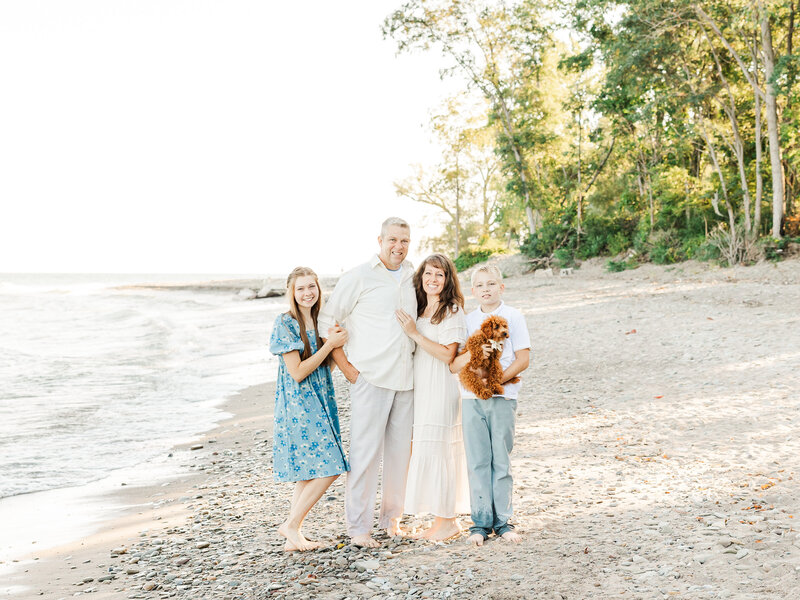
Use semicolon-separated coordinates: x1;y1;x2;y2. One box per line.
383;0;800;271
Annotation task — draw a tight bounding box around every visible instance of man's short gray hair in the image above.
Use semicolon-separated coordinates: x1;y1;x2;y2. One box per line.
380;217;410;237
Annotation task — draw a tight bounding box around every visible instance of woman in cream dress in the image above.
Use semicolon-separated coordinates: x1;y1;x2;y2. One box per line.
395;253;469;540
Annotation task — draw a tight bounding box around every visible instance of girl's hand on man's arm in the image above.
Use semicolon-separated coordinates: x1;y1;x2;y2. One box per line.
324;325;348;349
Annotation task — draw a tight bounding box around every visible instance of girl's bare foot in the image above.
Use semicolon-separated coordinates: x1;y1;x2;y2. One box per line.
278;522;320;552
283;539;324;552
351;533;380;548
501;530;522;543
466;532;485;546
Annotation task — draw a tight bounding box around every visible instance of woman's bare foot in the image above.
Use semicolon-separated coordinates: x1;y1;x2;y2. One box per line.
415;518;440;539
426;520;461;541
385;517;406;538
466;532;485;546
410;528;427;540
278;522;320;552
501;530;522;543
351;533;380;548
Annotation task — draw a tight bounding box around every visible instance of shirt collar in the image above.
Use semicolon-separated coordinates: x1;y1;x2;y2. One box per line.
481;300;505;315
370;254;413;274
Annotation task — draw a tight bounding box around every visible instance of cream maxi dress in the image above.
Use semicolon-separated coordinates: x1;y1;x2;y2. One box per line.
404;307;470;517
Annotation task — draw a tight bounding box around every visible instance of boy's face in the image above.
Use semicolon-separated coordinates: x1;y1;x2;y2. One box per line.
472;272;504;309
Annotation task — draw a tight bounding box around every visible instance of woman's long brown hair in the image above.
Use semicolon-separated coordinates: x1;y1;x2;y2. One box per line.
285;267;325;361
414;253;464;324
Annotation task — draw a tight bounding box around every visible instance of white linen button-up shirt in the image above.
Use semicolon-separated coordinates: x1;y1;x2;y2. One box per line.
319;254;417;391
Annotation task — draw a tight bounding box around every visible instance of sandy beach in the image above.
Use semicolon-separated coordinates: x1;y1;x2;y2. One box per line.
3;256;800;600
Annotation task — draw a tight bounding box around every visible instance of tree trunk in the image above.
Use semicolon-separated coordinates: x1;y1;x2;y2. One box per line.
576;109;583;236
760;4;785;237
497;97;536;234
636;145;655;228
455;154;461;257
694;4;784;235
703;30;752;231
789;0;796;101
481;168;491;236
754;64;764;236
699;115;735;230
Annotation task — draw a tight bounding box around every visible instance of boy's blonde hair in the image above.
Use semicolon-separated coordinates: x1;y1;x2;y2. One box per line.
470;264;503;287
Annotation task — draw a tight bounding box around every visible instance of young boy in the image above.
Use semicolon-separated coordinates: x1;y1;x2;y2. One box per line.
451;265;531;546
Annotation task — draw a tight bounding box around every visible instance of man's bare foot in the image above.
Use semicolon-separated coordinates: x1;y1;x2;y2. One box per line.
501;530;522;543
466;533;485;546
351;533;381;548
278;522;320;552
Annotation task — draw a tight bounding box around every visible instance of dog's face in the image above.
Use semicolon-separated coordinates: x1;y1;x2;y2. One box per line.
480;315;510;342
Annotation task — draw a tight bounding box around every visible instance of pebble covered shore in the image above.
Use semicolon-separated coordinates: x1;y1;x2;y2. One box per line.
11;256;800;600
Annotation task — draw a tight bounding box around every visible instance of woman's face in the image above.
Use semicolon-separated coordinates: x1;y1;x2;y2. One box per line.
421;263;446;298
293;275;319;309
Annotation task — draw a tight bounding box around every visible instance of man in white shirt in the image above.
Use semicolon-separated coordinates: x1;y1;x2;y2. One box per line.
319;217;416;547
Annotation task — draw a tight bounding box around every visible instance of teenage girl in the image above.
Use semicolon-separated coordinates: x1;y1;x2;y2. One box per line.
269;266;349;551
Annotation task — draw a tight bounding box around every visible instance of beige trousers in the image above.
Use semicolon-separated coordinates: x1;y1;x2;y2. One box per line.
345;375;413;537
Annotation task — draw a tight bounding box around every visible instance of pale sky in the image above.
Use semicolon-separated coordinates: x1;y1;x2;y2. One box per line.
0;1;455;275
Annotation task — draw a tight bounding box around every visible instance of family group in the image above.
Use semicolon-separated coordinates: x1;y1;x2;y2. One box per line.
268;217;531;551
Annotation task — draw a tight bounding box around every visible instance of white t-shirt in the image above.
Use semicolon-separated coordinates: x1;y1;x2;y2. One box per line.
461;301;531;400
387;267;403;282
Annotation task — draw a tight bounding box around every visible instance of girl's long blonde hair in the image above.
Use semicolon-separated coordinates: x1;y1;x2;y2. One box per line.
286;266;325;361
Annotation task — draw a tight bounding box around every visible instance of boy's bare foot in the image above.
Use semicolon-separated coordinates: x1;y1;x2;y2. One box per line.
351;533;381;548
466;533;485;546
278;522;320;552
501;530;522;543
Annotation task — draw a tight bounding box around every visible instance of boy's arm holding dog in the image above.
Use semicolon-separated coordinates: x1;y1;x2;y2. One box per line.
450;343;529;381
503;306;532;383
501;348;529;383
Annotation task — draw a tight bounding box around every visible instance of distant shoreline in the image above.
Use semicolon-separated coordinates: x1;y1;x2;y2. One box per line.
118;276;341;297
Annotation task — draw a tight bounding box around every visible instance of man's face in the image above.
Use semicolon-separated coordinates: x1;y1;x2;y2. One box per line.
378;225;410;270
471;272;504;308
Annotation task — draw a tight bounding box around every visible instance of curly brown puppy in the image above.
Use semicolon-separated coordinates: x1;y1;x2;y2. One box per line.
459;315;520;400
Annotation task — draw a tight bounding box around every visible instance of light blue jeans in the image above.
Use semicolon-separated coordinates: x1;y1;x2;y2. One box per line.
462;397;517;539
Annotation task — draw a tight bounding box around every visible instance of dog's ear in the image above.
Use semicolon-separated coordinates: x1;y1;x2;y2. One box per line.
481;318;495;337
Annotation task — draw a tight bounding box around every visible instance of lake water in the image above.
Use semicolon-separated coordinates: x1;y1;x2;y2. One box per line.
0;273;285;501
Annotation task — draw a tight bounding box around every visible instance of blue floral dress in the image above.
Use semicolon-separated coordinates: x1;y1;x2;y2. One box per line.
269;313;349;482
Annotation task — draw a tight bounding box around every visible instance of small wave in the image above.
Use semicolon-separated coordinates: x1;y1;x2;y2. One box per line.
0;281;281;501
